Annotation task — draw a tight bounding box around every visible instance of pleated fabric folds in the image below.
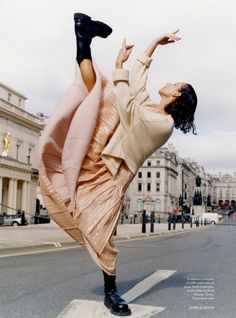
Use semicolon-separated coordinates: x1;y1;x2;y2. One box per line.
38;61;134;275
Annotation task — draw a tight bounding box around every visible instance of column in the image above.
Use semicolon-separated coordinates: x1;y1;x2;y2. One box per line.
12;179;17;210
21;180;28;212
0;177;3;207
26;181;31;214
7;178;14;214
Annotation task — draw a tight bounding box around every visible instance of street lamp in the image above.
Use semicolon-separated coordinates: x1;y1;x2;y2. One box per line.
142;181;145;212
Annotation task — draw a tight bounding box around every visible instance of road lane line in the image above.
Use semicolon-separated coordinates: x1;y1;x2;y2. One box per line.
122;269;176;303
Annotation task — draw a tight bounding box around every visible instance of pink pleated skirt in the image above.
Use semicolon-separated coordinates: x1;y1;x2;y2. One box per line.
72;80;134;275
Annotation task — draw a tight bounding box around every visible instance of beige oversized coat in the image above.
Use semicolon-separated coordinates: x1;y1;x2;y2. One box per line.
101;53;174;176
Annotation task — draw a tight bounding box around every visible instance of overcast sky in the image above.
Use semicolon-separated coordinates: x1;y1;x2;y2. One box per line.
1;0;236;174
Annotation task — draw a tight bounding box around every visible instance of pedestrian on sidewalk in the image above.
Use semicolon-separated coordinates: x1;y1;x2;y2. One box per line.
39;12;197;316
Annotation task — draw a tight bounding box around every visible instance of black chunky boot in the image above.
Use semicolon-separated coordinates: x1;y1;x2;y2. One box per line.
103;270;131;316
74;13;112;65
74;13;112;39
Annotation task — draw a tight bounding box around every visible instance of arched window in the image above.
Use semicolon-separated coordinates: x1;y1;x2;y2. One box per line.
155;199;161;212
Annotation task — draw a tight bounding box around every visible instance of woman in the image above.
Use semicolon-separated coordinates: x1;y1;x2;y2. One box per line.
39;13;197;317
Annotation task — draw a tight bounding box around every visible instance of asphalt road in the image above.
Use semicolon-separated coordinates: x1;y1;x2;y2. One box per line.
0;218;235;318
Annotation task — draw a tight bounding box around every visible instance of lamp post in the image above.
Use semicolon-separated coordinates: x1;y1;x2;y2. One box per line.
142;181;145;213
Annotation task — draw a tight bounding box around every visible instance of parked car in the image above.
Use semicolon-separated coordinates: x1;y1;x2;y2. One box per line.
0;214;27;226
191;213;222;224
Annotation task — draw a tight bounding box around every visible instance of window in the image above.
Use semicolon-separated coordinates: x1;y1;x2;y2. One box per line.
138;171;142;178
137;199;143;212
8;92;12;102
147;183;151;191
138;183;142;192
18;98;22;107
147;161;151;166
155;199;161;212
156;183;160;191
147;172;151;178
27;148;32;164
156;160;160;166
156;172;160;178
16;144;20;160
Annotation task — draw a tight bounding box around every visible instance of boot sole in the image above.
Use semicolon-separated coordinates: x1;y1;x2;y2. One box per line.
104;299;132;316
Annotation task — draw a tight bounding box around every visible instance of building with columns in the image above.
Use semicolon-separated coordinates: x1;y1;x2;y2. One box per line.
0;82;45;222
211;172;236;204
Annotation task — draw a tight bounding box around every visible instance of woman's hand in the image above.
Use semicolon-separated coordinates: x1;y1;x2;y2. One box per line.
115;39;134;68
145;29;181;57
156;30;181;45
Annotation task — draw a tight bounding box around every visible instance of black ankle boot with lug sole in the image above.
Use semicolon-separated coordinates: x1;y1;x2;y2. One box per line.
103;270;131;316
74;13;112;39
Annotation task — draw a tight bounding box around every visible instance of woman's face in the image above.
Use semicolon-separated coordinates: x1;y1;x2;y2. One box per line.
159;82;186;97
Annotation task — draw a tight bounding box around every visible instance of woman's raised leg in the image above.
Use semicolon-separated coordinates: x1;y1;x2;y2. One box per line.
79;59;96;92
74;13;112;92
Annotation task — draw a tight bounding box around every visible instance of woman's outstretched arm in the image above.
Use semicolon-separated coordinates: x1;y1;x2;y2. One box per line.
112;39;135;130
130;30;181;104
145;29;181;57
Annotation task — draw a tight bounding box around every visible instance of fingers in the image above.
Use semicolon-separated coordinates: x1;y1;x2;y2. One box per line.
122;38;134;50
173;29;180;34
122;38;126;49
171;29;181;40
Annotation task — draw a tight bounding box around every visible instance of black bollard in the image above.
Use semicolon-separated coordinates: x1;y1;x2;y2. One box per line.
173;214;176;230
150;211;154;233
142;210;146;233
182;217;184;229
168;213;172;231
196;216;199;227
204;218;206;226
190;217;192;228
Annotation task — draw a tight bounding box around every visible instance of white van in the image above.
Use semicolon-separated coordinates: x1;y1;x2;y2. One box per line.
192;213;221;224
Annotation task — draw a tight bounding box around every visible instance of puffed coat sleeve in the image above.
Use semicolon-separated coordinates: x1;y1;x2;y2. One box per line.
129;53;153;106
112;69;135;131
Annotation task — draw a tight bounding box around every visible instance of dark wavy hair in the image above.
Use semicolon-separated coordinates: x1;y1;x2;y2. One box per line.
165;84;197;135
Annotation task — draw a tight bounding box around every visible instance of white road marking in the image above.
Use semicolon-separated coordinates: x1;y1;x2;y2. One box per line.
122;269;176;303
56;269;176;317
56;300;165;318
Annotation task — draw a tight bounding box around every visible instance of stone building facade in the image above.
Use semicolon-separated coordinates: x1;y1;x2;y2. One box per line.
0;82;45;222
211;173;236;204
125;145;179;218
124;144;214;218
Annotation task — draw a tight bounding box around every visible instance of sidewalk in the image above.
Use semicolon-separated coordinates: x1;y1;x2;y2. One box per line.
0;221;213;255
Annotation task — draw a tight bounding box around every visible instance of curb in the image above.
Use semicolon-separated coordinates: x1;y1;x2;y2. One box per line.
0;225;214;256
